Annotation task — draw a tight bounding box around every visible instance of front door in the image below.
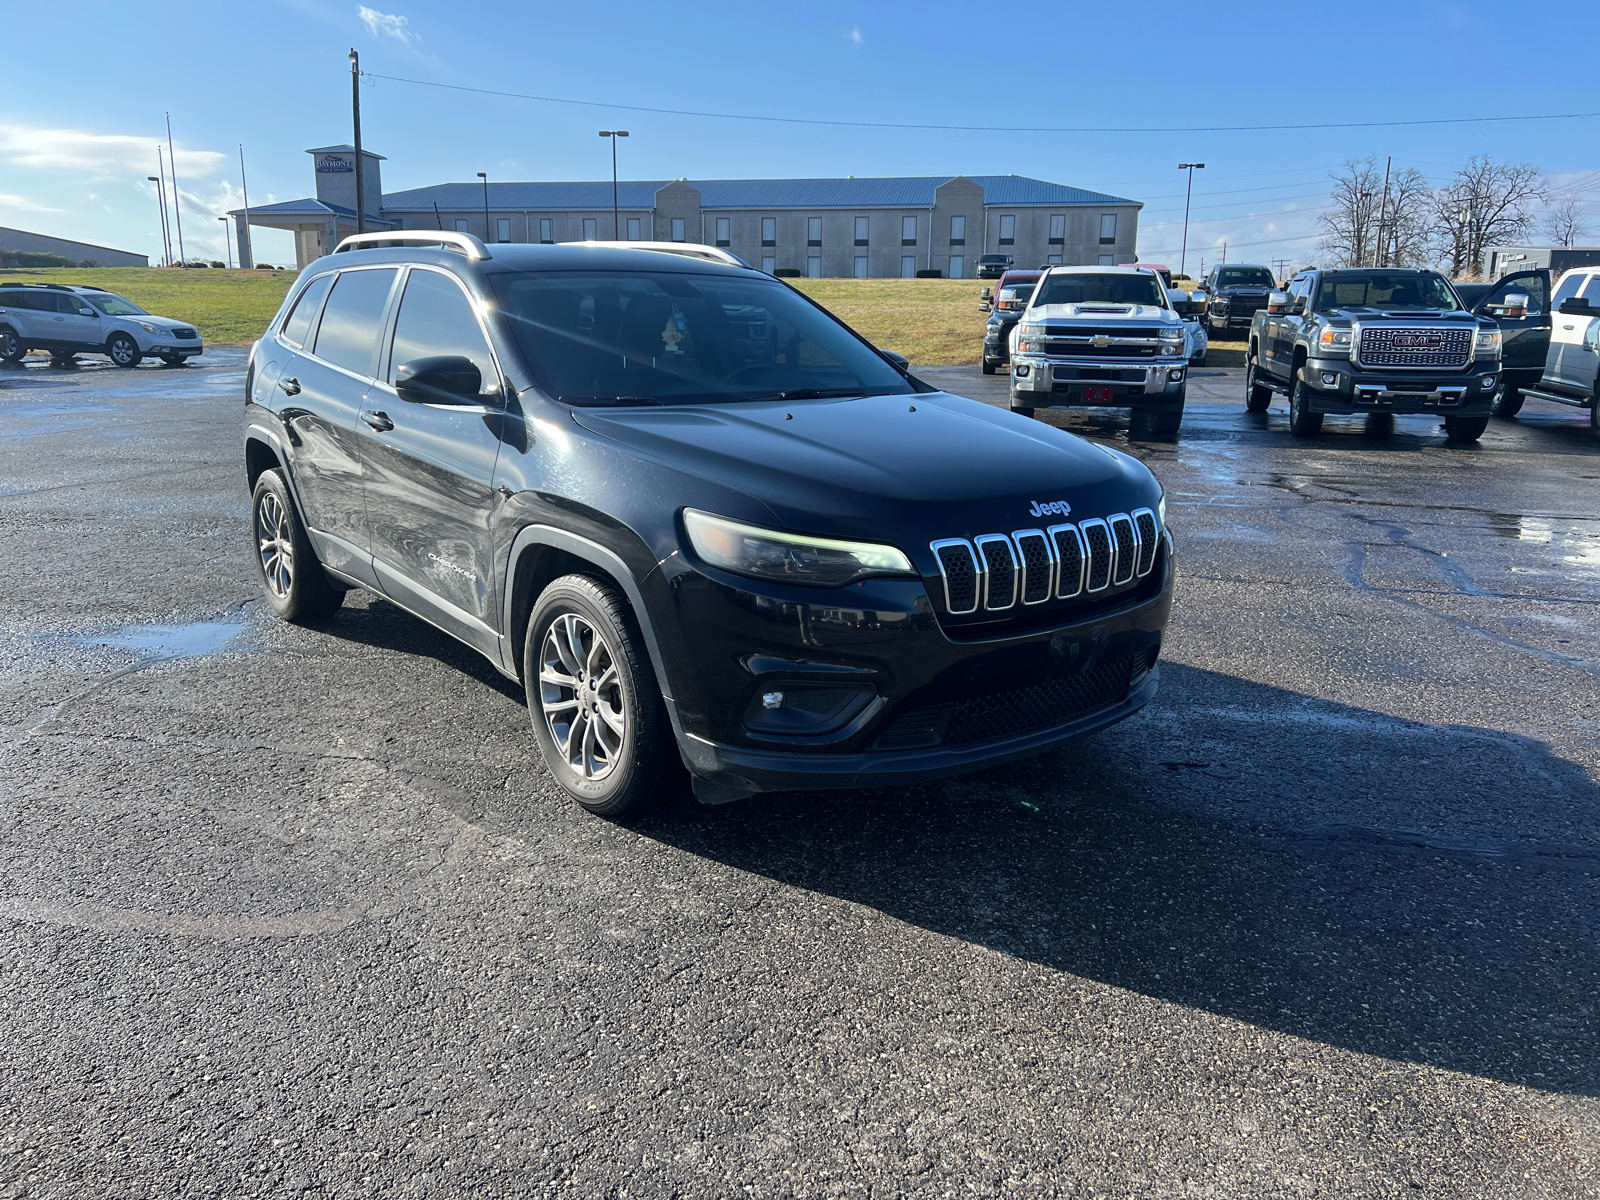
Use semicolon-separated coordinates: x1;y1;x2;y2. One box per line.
1269;276;1308;376
49;291;104;351
1473;269;1551;382
358;265;507;657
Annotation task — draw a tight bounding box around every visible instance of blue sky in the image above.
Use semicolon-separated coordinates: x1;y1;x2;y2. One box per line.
5;1;1599;270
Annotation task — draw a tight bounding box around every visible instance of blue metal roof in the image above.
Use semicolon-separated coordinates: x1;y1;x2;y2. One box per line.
378;175;1140;212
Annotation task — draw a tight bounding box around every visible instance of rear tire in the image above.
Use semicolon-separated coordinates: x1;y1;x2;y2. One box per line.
1009;404;1036;419
107;332;141;368
250;469;343;623
1245;354;1273;412
0;328;22;362
1443;415;1489;442
981;361;996;375
1490;388;1524;418
525;574;673;818
1288;374;1323;437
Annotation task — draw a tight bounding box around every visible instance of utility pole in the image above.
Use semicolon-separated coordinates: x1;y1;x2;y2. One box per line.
349;49;365;235
1178;162;1205;278
166;114;185;264
1373;155;1392;268
150;150;171;266
599;131;629;239
477;172;490;241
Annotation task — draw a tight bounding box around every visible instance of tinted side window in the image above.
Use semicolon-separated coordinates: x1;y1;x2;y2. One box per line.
387;269;497;396
1553;272;1586;308
280;274;334;348
1580;276;1600;303
313;268;398;376
1481;274;1548;314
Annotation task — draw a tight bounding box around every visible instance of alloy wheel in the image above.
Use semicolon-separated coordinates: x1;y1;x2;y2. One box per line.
255;490;294;598
539;612;625;782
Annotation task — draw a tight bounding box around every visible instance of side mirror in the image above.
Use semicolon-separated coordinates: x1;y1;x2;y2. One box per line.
978;302;992;314
1265;290;1291;314
981;288;993;300
1165;287;1188;306
1491;292;1531;318
1559;297;1595;316
394;355;485;405
879;348;910;372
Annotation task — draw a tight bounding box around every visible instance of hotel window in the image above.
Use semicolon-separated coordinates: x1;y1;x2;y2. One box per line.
761;217;776;247
496;217;511;243
671;217;685;242
538;218;553;243
901;215;917;245
626;217;641;240
807;256;822;277
854;216;869;246
1099;254;1115;265
998;214;1015;246
854;255;868;278
901;255;916;278
948;255;964;279
583;218;597;241
1100;213;1117;244
455;218;469;233
715;216;730;247
950;215;965;246
1047;254;1063;265
808;217;822;246
761;256;776;274
1049;214;1065;245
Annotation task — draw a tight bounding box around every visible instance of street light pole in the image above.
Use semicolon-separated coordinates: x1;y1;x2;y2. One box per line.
148;169;170;267
166;113;186;264
349;49;365;235
219;216;233;269
1177;163;1205;278
477;172;490;242
599;131;629;239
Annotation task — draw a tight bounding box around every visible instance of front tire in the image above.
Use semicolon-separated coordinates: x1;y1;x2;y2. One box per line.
1490;388;1524;418
1288;374;1323;437
525;575;672;818
107;332;141;368
0;328;23;362
1245;354;1273;413
1443;415;1488;442
1009;403;1036;419
251;469;343;623
981;360;997;375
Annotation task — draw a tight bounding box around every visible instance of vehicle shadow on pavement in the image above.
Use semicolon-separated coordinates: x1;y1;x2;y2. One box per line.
632;662;1600;1097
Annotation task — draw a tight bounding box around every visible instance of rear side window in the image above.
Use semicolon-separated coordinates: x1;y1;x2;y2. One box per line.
386;268;498;397
313;268;398;376
1580;276;1600;303
279;274;334;348
1553;273;1587;308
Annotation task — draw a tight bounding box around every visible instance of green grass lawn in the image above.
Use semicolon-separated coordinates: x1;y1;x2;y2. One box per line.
787;277;990;366
0;266;296;345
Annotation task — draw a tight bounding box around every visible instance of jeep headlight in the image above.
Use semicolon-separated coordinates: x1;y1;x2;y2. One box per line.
683;509;914;587
1476;328;1502;355
1318;327;1353;357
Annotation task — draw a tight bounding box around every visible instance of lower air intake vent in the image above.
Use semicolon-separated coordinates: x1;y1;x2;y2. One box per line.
944;655;1136;748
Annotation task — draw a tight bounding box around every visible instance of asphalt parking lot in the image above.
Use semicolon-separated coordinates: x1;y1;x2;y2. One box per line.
2;348;1598;1198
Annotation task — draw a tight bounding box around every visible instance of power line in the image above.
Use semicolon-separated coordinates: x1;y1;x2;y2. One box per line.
364;71;1600;135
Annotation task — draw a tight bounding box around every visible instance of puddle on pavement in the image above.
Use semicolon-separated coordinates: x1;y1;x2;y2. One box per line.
74;620;244;658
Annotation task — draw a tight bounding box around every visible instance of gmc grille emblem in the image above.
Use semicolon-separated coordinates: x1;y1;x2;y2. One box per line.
1393;334;1443;348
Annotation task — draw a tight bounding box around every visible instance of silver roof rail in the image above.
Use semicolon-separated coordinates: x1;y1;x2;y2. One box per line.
574;241;751;268
332;230;492;260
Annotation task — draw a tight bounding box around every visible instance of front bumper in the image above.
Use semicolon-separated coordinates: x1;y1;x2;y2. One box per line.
654;543;1174;795
1010;354;1189;408
1302;357;1498;415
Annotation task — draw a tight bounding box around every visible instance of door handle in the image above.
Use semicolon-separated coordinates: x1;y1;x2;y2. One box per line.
279;376;300;396
1563;324;1575;331
360;408;395;432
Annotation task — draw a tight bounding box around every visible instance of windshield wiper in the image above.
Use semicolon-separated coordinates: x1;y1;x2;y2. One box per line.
742;387;868;402
559;395;662;407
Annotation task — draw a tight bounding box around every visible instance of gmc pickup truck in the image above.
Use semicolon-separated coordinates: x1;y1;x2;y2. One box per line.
1246;267;1502;441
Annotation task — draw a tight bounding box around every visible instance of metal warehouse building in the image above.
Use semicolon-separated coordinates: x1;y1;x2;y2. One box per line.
232;145;1142;277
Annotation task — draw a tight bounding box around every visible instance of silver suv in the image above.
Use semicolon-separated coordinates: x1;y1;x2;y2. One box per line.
0;283;204;367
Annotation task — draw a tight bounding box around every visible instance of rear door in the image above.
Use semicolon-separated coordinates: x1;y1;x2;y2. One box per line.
359;265;507;656
53;292;105;351
1472;270;1550;381
1565;274;1600;395
1547;271;1589;388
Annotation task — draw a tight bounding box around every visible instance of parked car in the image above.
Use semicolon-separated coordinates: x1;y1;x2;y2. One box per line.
980;269;1042;374
1245;267;1501;440
1201;264;1277;335
975;254;1014;279
0;282;204;367
1008;266;1191;436
244;233;1174;815
1508;266;1600;438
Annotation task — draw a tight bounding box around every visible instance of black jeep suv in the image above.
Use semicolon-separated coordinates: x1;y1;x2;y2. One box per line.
244;234;1172;815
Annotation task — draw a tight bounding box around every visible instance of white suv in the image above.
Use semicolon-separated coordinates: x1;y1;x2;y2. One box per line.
0;283;204;367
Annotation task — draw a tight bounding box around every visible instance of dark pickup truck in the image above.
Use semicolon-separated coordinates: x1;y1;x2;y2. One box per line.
1450;269;1551;417
1246;267;1502;441
1201;264;1277;335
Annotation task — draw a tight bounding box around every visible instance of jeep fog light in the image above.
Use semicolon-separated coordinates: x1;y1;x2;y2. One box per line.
744;685;875;736
684;509;915;587
1321;371;1338;386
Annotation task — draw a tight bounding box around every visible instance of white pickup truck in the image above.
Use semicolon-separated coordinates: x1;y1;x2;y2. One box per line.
1515;267;1600;439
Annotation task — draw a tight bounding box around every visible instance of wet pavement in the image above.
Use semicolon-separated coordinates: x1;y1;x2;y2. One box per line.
2;350;1598;1197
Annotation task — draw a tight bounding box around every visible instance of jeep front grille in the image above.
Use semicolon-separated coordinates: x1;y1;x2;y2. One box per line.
930;507;1159;614
1357;325;1472;368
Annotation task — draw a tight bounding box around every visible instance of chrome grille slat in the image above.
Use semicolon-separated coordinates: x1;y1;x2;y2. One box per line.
1109;513;1137;586
1079;518;1114;592
1048;523;1085;598
930;539;980;614
1011;529;1054;605
1132;508;1158;577
974;534;1017;610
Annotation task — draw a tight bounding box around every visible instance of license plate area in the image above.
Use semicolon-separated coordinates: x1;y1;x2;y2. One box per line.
1084;385;1114;403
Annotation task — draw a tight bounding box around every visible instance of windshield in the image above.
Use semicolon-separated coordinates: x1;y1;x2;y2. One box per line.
979;255;1010;264
1315;272;1462;312
490;269;913;406
1216;268;1275;288
1031;273;1167;308
997;285;1035;303
82;291;147;316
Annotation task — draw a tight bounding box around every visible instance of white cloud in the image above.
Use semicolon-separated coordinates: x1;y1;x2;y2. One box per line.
0;123;222;177
0;191;62;214
358;5;415;43
846;27;864;47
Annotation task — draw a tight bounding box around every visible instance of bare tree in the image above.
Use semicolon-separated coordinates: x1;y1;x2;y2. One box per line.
1318;157;1385;267
1375;166;1433;267
1544;192;1587;248
1432;155;1543;278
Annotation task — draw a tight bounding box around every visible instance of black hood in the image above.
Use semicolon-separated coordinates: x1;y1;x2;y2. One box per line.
568;392;1156;551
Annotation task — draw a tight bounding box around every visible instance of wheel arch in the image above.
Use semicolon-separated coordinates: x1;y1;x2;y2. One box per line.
245;429;286;491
